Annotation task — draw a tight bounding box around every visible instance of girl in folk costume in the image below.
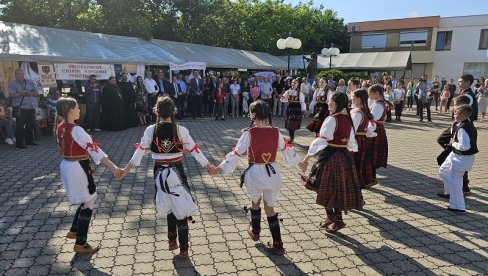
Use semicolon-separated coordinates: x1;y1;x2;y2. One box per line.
299;92;363;232
368;84;389;186
281;78;307;143
306;78;330;137
350;89;377;189
56;98;122;254
210;100;301;255
122;96;213;259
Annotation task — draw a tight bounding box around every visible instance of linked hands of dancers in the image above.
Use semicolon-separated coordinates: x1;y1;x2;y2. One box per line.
206;163;221;175
298;156;309;173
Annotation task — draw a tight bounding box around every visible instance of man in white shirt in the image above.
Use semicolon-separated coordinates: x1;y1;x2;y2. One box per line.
143;70;158;122
259;76;272;108
229;79;240;117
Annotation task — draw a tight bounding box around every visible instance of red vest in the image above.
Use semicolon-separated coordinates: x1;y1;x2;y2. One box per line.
57;123;89;159
248;127;279;164
328;113;352;147
352;108;368;135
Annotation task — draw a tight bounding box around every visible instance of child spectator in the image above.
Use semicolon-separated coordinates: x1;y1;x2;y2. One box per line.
439;85;450;115
0;96;15;145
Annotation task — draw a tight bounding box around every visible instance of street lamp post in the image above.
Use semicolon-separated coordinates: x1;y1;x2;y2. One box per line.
321;44;340;70
277;36;302;73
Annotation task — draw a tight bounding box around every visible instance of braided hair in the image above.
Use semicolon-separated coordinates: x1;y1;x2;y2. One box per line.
248;100;272;129
153;96;178;142
353;89;373;120
369;84;385;100
55;97;77;150
330;92;355;135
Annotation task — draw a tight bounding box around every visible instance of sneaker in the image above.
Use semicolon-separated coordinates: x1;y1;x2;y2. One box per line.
5;138;14;145
94;128;102;132
12;137;16;143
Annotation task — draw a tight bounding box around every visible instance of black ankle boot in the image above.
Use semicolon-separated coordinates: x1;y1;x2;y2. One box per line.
167;213;178;250
177;218;189;259
69;205;83;233
73;208;99;254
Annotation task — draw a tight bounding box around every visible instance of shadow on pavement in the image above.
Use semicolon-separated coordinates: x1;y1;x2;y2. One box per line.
255;243;307;275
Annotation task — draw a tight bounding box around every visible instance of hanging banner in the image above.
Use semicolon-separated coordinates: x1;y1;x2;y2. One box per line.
37;63;57;86
169;62;206;71
53;63;115;80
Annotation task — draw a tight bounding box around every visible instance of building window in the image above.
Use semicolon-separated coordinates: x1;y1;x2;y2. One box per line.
399;30;428;47
479;29;488;49
361;33;387;49
436;31;452;51
464;62;488;77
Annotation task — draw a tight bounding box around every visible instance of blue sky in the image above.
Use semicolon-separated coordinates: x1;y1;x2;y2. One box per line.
284;0;488;23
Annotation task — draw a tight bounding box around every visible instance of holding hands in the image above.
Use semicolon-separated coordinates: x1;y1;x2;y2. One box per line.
206;163;221;175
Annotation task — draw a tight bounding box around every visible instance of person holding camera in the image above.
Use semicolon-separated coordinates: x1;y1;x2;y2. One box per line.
8;68;40;149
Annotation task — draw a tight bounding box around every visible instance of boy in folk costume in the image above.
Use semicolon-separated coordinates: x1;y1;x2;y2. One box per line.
299;93;363;232
350;89;377;189
367;84;389;187
122;96;213;259
281;78;307;143
209;100;301;255
306;78;330;137
438;104;478;212
56;98;123;254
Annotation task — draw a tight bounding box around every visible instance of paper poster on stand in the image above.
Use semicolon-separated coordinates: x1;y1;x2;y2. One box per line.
37;63;57;86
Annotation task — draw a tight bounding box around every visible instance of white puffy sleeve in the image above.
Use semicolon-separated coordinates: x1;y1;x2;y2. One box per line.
348;128;358;152
351;111;362;132
370;102;384;121
218;131;250;174
71;126;108;165
452;128;471;151
278;132;301;167
299;92;307;111
366;121;377;138
307;116;335;156
179;126;209;167
129;125;154;167
280;90;290;103
309;90;318;112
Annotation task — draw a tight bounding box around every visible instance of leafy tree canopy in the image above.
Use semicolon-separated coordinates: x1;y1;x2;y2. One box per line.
0;0;349;55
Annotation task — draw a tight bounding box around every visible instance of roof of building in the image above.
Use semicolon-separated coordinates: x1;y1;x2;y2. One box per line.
348;16;440;32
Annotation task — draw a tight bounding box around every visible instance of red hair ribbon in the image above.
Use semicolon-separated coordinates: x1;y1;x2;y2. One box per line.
86;142;101;154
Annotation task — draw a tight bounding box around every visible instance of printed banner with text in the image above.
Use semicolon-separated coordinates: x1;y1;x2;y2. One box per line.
54;63;115;80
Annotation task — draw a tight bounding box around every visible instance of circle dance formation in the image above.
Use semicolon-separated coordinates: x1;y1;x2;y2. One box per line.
55;74;478;260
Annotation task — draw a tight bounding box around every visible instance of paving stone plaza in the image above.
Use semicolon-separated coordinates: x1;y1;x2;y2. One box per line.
0;110;487;275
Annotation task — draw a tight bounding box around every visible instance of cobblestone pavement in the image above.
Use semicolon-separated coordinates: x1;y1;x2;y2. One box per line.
0;110;487;276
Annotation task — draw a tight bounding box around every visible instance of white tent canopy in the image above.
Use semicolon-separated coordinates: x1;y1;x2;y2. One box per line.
151;39;288;70
283;51;412;71
0;21;288;70
0;21;185;65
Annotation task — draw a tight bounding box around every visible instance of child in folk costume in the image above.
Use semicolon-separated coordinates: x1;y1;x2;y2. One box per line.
299;93;363;233
306;78;330;137
56;98;122;254
122;96;213;259
350;89;377;189
438;104;478;212
281;78;307;143
210;100;301;255
367;84;389;186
